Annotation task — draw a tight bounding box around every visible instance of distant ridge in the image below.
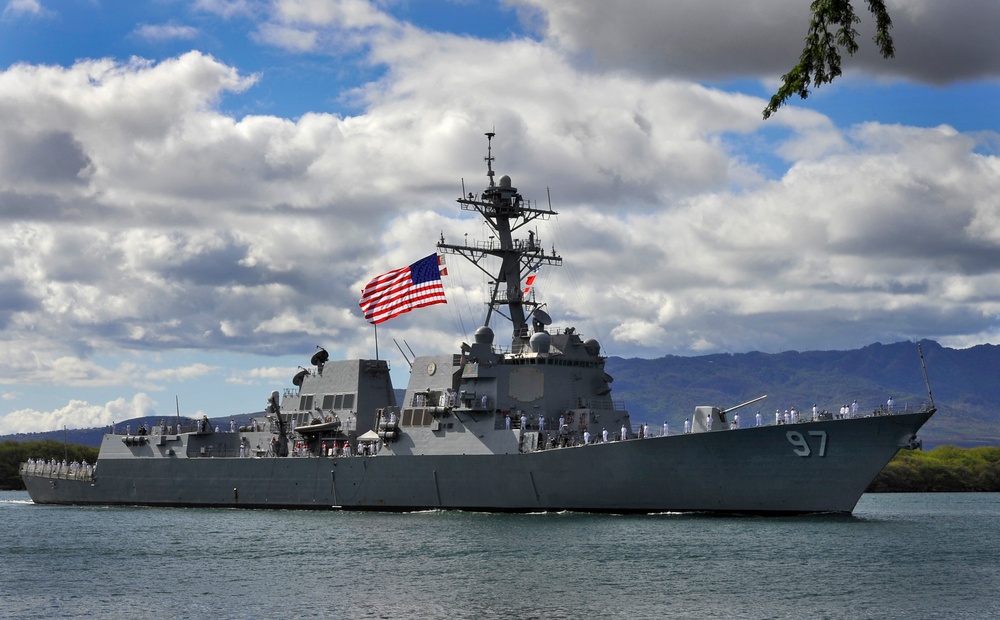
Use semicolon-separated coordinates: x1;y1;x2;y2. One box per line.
605;339;999;448
2;341;997;448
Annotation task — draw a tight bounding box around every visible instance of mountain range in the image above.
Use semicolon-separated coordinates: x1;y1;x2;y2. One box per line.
3;340;996;448
605;339;999;447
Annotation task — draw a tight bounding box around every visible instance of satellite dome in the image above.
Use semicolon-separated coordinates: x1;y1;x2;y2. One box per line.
474;326;495;344
583;339;601;356
499;175;512;188
530;331;551;354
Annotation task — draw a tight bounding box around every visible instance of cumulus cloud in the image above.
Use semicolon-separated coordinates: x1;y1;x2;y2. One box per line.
0;393;156;435
571;122;1000;355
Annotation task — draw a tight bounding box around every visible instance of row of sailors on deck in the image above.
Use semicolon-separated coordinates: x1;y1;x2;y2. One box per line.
507;413;595;432
774;401;862;425
526;396;902;444
580;423;656;444
299;440;382;457
24;458;94;477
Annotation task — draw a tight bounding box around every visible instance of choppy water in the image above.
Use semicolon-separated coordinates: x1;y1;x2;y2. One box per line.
1;491;998;619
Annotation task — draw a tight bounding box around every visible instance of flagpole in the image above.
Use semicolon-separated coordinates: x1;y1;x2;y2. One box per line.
374;322;379;360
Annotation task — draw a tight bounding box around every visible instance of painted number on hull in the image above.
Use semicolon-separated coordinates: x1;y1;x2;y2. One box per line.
786;430;828;457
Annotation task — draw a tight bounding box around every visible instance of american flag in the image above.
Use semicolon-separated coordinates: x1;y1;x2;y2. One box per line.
359;253;447;324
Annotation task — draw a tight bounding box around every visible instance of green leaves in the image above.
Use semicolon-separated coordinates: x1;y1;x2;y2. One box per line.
763;0;895;119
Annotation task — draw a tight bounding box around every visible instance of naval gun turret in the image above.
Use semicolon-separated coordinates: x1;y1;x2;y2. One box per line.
692;395;767;433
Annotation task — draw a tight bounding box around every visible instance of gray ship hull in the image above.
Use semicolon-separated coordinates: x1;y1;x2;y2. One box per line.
22;409;932;515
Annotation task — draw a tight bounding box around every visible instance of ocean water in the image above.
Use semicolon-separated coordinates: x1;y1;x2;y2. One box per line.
1;491;997;619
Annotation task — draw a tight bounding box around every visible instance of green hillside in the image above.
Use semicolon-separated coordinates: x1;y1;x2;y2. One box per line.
607;340;1000;447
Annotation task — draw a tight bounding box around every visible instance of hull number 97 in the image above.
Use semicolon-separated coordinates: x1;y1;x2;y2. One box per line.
786;430;828;457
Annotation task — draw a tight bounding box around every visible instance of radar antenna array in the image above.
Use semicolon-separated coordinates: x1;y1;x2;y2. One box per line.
437;133;563;347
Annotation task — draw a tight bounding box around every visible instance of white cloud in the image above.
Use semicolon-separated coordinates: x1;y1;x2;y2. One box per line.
0;393;156;435
226;366;298;385
1;34;998;371
254;22;319;51
2;0;45;19
273;0;396;29
134;23;200;42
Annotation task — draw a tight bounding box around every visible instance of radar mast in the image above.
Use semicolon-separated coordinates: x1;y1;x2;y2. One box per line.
437;133;563;350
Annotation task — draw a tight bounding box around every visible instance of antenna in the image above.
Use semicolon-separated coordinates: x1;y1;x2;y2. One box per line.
485;130;495;187
918;343;935;409
310;346;329;367
393;339;413;369
532;308;552;326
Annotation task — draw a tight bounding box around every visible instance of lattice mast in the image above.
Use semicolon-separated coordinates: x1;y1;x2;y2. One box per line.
437;132;563;349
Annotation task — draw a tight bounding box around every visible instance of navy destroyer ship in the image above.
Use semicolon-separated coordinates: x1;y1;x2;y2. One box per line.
21;134;935;514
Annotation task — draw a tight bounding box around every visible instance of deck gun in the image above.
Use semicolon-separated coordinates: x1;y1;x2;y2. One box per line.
692;394;767;433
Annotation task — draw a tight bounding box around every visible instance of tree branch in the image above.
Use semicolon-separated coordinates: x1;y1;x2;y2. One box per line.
763;0;894;119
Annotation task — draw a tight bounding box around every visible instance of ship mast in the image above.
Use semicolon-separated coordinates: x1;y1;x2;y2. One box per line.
437;133;562;350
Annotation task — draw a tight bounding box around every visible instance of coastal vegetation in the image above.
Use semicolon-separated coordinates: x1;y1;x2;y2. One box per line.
867;445;1000;492
0;440;98;491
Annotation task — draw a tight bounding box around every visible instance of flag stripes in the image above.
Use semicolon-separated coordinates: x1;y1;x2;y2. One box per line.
359;254;447;324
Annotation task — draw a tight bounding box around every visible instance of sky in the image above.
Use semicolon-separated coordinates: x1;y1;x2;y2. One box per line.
1;0;999;434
